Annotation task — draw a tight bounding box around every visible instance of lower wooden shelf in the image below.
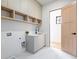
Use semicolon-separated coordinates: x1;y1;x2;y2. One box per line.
1;16;38;25
1;16;14;20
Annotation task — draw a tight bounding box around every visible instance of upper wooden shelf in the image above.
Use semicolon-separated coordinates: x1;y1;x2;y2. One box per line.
1;6;42;25
1;6;13;12
1;6;14;18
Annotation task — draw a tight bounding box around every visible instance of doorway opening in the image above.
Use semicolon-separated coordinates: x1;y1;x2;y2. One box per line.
50;9;61;49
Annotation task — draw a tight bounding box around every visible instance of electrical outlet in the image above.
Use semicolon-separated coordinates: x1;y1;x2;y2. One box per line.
6;32;12;36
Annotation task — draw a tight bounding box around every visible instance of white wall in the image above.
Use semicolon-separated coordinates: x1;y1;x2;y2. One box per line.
1;0;42;59
1;31;26;59
40;0;75;46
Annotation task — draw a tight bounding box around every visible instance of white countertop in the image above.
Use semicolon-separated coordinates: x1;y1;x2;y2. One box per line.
27;32;45;37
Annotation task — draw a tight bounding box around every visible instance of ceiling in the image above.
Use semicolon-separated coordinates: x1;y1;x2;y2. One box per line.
35;0;76;6
35;0;58;5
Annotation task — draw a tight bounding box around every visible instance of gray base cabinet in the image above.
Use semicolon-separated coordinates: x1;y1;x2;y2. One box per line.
26;34;45;53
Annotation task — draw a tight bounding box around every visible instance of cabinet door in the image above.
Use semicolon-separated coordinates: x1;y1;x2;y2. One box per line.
26;36;34;53
1;0;7;7
34;37;40;52
34;35;45;52
61;3;77;56
38;35;45;47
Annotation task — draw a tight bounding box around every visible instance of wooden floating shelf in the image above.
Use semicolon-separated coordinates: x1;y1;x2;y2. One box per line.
1;16;38;25
1;16;14;20
1;6;42;25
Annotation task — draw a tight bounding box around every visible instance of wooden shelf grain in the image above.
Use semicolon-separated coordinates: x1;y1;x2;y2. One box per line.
1;6;42;25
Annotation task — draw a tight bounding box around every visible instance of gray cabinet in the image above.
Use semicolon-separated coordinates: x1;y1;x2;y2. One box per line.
26;34;45;53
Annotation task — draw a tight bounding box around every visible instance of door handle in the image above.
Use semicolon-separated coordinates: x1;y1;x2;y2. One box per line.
72;33;77;35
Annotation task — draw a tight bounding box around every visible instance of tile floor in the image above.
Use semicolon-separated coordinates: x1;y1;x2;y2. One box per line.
16;47;76;59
